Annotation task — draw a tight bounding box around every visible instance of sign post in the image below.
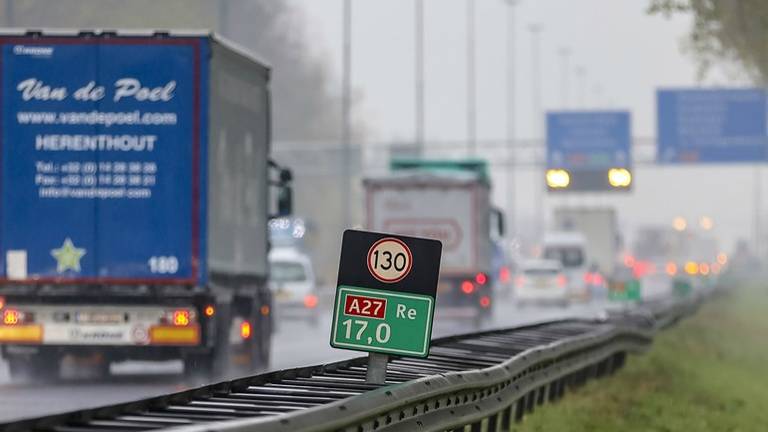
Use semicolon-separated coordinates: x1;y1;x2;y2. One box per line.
330;230;442;384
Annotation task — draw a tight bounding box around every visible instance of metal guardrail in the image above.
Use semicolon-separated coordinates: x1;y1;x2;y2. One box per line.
0;295;701;432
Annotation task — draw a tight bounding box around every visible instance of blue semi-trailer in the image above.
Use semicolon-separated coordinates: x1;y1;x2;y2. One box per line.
0;31;292;380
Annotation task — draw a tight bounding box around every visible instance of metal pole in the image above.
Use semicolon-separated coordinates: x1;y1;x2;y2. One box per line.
365;352;388;384
558;47;570;109
5;0;13;27
754;165;762;258
217;0;228;37
341;0;352;228
575;66;586;108
415;0;425;151
529;24;543;239
505;0;518;237
467;0;476;155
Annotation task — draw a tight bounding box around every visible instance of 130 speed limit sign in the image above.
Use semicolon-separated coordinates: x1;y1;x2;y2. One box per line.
367;237;413;283
331;230;442;358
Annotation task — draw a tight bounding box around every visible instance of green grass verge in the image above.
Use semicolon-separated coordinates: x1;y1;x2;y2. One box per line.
517;285;768;431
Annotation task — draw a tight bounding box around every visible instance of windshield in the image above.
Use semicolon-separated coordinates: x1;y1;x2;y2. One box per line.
543;247;585;268
269;261;307;283
523;268;559;276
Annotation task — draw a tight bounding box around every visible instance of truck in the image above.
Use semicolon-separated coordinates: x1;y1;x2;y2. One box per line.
548;207;619;300
0;31;292;380
363;159;505;324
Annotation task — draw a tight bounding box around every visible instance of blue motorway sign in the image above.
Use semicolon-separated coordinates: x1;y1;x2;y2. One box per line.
657;89;768;163
546;111;631;169
0;38;209;283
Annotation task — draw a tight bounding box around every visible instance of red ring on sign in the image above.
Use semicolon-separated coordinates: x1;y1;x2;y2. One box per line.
366;237;413;283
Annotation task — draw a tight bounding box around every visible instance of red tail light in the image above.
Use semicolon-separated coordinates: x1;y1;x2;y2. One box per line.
593;273;604;285
461;281;475;294
557;275;567;288
2;309;21;325
240;321;252;339
479;296;491;308
475;273;488;285
584;273;594;284
0;296;5;310
666;262;677;276
499;266;510;283
172;309;191;326
304;294;319;309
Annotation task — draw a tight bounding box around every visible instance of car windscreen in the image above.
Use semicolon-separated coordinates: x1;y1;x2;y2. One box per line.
543;247;585;268
523;268;559;276
269;261;307;283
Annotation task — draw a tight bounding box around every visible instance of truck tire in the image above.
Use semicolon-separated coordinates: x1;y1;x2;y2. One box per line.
7;353;59;382
184;302;232;382
256;312;271;369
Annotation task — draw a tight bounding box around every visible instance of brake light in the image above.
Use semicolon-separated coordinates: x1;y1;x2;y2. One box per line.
584;273;594;284
461;281;474;294
3;309;21;325
557;275;567;288
593;273;604;285
499;266;510;283
260;305;270;316
699;263;710;275
172;310;191;326
479;296;491;308
204;305;215;317
666;262;677;276
475;273;488;285
304;294;319;309
240;321;252;339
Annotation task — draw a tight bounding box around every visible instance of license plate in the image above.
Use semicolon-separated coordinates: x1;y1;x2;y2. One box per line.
75;311;125;324
276;290;293;301
535;278;548;288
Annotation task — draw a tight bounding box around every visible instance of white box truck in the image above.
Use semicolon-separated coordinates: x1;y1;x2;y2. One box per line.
364;160;505;323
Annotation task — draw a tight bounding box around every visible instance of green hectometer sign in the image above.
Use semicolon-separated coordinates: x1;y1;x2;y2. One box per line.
331;286;434;357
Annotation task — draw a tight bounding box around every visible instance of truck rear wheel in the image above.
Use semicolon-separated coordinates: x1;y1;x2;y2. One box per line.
7;353;60;382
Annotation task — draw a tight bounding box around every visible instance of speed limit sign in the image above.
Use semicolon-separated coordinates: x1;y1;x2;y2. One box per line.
331;230;442;358
367;237;413;283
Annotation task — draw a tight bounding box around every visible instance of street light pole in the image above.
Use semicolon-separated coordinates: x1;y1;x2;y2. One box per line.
341;0;352;228
415;0;425;152
557;47;570;109
504;0;519;237
575;66;586;108
467;0;476;155
529;23;543;239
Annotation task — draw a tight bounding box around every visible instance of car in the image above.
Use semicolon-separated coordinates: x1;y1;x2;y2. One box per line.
542;232;590;301
268;247;320;325
514;259;569;307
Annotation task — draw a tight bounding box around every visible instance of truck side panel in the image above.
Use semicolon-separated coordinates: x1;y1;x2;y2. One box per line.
207;40;270;279
0;36;209;284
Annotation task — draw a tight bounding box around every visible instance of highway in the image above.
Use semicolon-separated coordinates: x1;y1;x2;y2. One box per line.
0;294;610;423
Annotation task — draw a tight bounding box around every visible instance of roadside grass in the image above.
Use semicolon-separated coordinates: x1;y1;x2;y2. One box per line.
517;284;768;431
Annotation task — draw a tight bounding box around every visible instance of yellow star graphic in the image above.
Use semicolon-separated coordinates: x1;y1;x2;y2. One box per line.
51;238;86;273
